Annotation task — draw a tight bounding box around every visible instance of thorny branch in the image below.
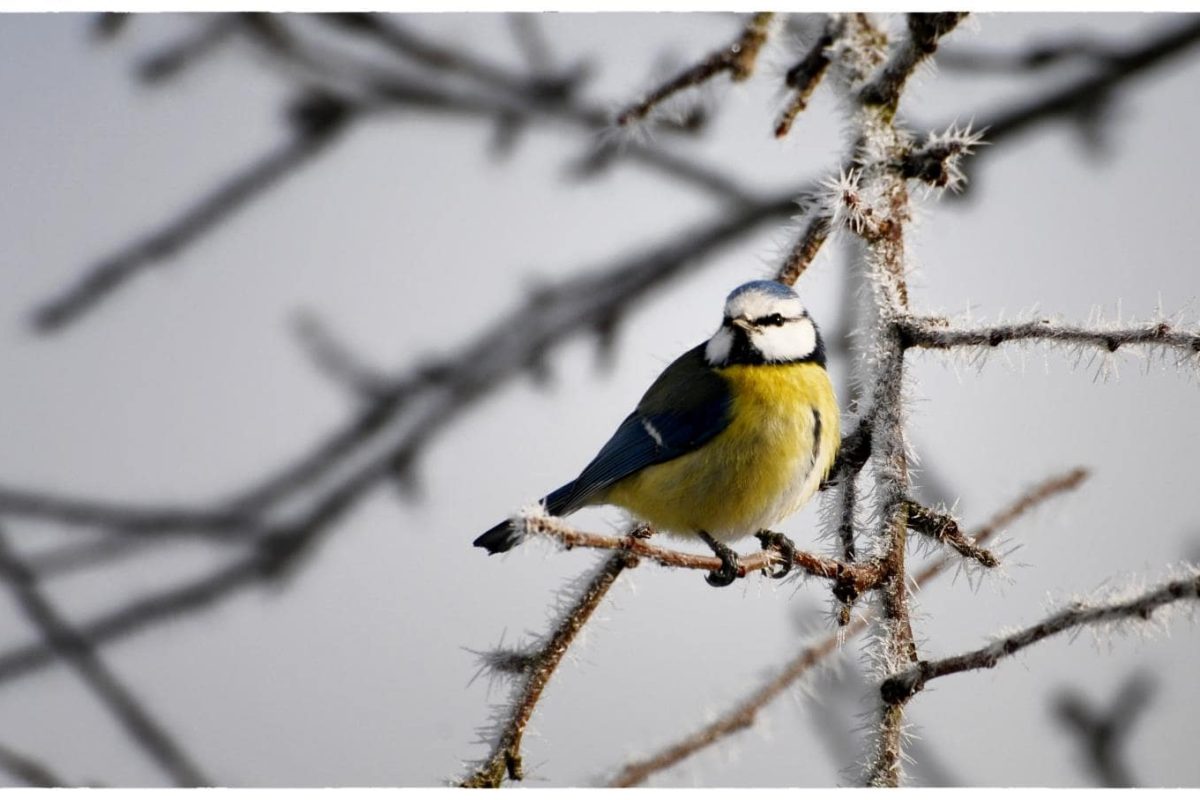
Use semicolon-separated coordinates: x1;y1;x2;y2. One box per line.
608;468;1088;787
519;511;886;593
461;551;636;788
879;571;1200;705
898;317;1200;355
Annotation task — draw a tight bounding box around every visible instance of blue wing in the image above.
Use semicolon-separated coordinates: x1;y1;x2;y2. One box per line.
474;343;730;554
555;343;732;512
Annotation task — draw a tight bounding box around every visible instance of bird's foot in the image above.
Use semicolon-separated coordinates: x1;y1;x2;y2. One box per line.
698;531;740;588
755;530;796;579
630;523;655;540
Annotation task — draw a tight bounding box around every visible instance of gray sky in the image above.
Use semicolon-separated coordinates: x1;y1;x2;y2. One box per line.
0;12;1197;787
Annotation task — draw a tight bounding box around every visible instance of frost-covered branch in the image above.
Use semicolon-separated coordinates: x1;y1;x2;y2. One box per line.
859;13;968;114
518;511;885;592
898;317;1200;355
461;551;636;788
879;570;1200;705
607;467;1087;787
615;12;775;126
905;500;998;568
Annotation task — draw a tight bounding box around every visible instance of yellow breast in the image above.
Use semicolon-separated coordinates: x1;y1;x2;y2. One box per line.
602;362;839;541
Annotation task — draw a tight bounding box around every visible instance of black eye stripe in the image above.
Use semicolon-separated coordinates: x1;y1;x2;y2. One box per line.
753;313;788;326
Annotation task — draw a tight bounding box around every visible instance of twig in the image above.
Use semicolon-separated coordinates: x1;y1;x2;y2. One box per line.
0;485;256;540
905;500;997;568
880;573;1200;704
774;15;838;138
0;742;70;788
976;17;1200;146
0;528;210;787
461;551;636;787
616;12;775;126
607;467;1087;787
859;13;968;115
0;556;262;684
137;15;240;84
775;210;832;287
1054;671;1155;788
292;311;393;400
30;92;353;333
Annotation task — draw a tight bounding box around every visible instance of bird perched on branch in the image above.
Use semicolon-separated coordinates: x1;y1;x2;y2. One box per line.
474;280;840;587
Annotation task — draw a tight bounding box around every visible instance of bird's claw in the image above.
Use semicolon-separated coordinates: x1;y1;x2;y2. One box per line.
705;554;739;587
755;530;796;579
698;531;740;588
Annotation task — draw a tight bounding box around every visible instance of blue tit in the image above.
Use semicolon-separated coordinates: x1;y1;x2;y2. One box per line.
474;280;840;587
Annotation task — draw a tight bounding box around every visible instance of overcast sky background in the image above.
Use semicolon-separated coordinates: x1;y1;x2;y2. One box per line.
0;12;1198;788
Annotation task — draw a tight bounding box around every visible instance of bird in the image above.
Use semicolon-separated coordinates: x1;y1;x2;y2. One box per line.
473;280;840;587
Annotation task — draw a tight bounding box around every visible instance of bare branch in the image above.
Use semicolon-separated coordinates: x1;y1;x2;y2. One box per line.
30;90;354;334
880;571;1200;705
461;551;636;787
137;15;240;84
616;12;775;126
975;17;1200;146
292;311;393;401
774;15;837;138
607;468;1088;787
0;528;211;787
0;742;70;788
0;484;260;544
1054;671;1155;787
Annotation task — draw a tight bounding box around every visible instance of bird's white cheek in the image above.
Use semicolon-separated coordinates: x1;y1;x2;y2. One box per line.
705;328;733;364
754;320;816;362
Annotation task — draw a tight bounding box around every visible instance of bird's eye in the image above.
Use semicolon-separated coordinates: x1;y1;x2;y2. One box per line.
722;315;733;327
756;313;785;327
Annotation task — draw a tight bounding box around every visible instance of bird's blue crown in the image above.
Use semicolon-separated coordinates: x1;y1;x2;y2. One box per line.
726;280;797;303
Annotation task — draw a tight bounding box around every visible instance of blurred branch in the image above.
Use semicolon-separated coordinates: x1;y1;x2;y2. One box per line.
0;528;210;787
939;38;1122;73
880;575;1200;705
607;467;1088;787
461;551;636;787
30;90;354;334
774;15;838;138
0;742;69;788
1054;671;1155;788
292;311;393;401
0;485;256;541
137;14;240;84
506;13;555;76
965;17;1200;165
615;12;775;126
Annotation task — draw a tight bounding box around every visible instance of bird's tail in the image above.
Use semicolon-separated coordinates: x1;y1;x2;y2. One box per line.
473;481;579;554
